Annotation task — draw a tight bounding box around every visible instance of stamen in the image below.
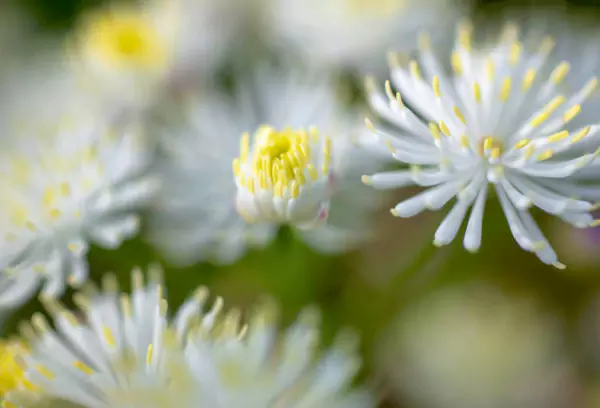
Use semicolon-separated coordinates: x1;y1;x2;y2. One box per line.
453;106;467;125
530;95;566;128
509;42;522;66
438;121;451;137
458;20;473;51
486;59;495;80
547;130;569;143
428;123;442;140
432;76;441;98
451;52;463;76
522;69;536;91
473;82;482;103
536;149;553;161
550;62;570;85
409;60;422;80
500;77;512;101
571;126;591;144
563;105;581;124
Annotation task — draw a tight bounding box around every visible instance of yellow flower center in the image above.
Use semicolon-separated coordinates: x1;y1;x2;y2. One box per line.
477;136;504;160
346;0;406;16
253;127;311;185
0;340;33;396
233;126;330;199
81;9;166;70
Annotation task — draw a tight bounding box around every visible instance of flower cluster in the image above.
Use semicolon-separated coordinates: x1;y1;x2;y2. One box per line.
0;0;600;407
362;22;600;267
4;267;373;408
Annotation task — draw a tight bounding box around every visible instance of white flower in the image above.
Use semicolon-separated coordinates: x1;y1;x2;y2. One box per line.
0;69;156;307
380;284;575;408
362;22;600;268
234;126;333;230
147;68;384;266
7;266;374;408
262;0;465;73
68;0;240;111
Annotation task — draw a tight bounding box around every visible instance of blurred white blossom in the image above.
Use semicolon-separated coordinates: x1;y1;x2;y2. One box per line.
262;0;466;74
7;266;374;408
68;0;240;112
234;126;334;230
0;63;156;307
147;68;385;266
362;22;600;268
380;284;576;408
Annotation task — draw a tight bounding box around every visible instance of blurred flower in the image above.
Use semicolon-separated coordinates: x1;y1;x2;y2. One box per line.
0;65;156;307
147;68;385;265
68;0;239;111
7;266;374;408
263;0;465;74
234;126;333;229
362;22;600;268
379;284;576;408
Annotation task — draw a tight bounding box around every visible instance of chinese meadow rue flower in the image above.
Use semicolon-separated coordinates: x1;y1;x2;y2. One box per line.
263;0;465;73
68;0;239;111
0;83;156;307
147;69;384;265
233;126;333;229
5;266;374;408
362;22;600;268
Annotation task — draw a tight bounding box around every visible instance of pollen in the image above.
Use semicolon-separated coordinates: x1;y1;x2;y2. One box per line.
478;137;504;158
235;126;331;200
80;8;167;70
0;340;33;396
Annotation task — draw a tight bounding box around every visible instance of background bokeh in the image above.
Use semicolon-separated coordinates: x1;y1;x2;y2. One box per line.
6;0;600;407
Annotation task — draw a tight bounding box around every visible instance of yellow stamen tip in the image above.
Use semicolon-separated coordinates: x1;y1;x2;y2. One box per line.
536;149;553;161
432;76;441;98
563;105;581;124
551;62;570;85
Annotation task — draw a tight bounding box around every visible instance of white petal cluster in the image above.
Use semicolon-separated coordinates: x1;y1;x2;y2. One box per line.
0;66;156;307
263;0;465;73
68;0;240;111
147;68;384;266
234;126;334;230
363;22;600;267
6;267;373;408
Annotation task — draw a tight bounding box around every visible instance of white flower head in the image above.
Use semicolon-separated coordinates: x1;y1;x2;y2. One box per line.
380;284;573;408
362;21;600;268
7;266;374;408
0;70;156;307
68;0;239;111
234;126;333;230
148;67;385;266
263;0;465;73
